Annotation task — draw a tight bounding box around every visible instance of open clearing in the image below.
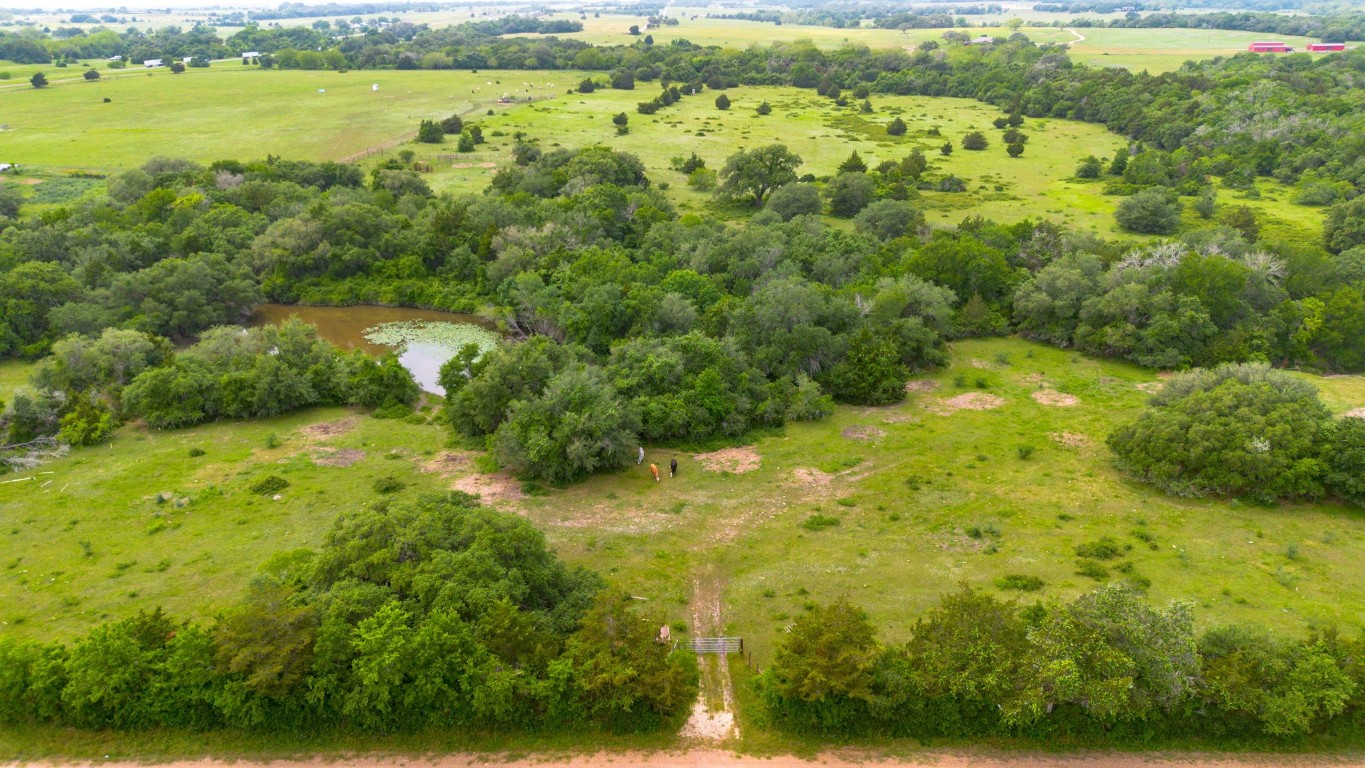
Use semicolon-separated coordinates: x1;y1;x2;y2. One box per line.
7;338;1365;672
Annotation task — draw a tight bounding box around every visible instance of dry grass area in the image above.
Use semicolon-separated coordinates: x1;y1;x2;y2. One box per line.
1049;431;1092;449
419;451;474;475
451;472;525;503
904;379;940;393
311;448;366;467
927;392;1007;415
841;426;886;442
1032;389;1080;407
295;416;359;441
694;447;762;474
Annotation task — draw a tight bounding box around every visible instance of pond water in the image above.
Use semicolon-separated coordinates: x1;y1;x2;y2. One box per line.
249;304;501;395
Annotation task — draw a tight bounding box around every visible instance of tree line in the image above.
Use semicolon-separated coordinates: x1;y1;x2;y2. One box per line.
0;493;696;733
1058;10;1365;43
760;582;1365;742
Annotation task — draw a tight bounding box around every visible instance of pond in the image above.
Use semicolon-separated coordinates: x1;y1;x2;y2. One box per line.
249;304;502;395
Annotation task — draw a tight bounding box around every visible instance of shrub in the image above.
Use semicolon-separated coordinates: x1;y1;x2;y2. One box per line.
1115;187;1181;234
715;93;730;110
416;119;443;143
1107;364;1332;501
187;447;206;457
249;475;289;495
756;101;772;115
886;117;907;136
824;172;876;217
995;574;1044;591
372;475;405;494
802;514;841;531
686;167;717;191
1076;155;1102;178
1075;537;1126;560
765;183;821;221
1076;559;1110;580
961;131;988;150
854;200;924;241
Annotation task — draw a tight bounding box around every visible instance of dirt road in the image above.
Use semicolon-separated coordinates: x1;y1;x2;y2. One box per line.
15;750;1365;768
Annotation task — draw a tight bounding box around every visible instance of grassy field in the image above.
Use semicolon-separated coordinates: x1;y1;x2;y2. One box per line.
1;64;1325;240
6;338;1365;666
0;407;454;639
413;86;1136;234
0;66;575;171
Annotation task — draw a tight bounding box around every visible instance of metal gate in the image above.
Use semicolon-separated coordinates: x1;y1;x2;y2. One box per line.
689;637;743;654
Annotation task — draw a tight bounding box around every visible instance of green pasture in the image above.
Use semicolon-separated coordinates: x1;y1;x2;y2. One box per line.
0;66;576;171
414;86;1127;236
0;63;1327;243
1066;27;1337;72
6;339;1365;667
0;407;453;641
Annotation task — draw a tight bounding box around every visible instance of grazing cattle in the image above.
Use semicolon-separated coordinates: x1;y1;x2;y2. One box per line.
650;463;660;482
670;458;678;477
637;445;645;465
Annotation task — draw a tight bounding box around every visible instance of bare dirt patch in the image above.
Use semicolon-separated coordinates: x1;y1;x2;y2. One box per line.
18;178;43;185
792;467;835;489
1032;389;1080;407
841;425;886;442
927;393;1006;415
451;473;525;503
904;379;940;393
1136;381;1164;394
1049;432;1092;449
419;451;473;476
1345;407;1365;419
1021;372;1051;386
296;416;358;441
970;358;994;369
311;448;366;468
694;446;760;474
450;161;497;169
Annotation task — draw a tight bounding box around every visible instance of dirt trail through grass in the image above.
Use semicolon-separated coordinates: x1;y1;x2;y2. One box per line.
679;570;738;742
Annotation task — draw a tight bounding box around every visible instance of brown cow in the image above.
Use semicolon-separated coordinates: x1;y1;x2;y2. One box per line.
649;463;660;482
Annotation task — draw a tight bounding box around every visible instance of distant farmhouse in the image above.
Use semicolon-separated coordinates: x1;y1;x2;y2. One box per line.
1307;42;1346;51
143;58;163;67
1248;41;1292;52
965;35;994;45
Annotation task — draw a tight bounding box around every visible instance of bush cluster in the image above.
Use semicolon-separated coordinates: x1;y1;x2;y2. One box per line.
1108;364;1365;504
